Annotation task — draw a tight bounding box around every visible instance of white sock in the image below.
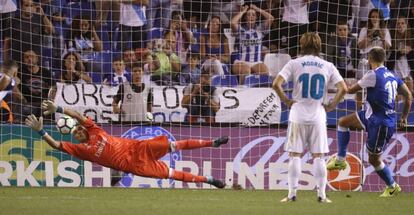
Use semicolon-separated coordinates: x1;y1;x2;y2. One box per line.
313;157;327;199
288;157;301;198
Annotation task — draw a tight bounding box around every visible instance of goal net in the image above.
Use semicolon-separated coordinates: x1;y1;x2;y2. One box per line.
0;0;414;192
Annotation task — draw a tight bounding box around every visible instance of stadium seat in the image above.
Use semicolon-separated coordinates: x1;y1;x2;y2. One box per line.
244;75;273;87
222;64;231;75
264;53;291;77
147;28;164;40
92;52;113;74
211;75;238;87
63;2;95;23
90;72;103;84
96;24;112;51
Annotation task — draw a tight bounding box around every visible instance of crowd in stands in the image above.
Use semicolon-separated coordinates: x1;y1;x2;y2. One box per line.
0;0;413;123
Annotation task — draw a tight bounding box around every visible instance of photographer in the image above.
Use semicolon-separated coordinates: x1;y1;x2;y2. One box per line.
181;69;220;123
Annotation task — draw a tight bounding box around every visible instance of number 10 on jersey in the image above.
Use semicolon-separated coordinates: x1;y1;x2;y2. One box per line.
298;73;326;100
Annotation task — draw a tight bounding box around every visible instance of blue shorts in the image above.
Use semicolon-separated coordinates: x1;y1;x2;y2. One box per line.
356;111;395;154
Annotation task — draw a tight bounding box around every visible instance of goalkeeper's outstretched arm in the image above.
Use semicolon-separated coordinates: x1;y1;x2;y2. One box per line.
42;100;87;124
25;114;62;150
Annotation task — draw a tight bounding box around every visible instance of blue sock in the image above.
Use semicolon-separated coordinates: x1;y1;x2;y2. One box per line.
376;165;395;187
337;127;350;159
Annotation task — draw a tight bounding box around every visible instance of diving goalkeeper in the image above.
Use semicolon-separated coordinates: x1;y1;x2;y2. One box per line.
25;100;227;188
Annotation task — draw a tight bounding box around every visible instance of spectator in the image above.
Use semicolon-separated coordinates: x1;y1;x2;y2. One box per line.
103;57;131;86
3;0;55;63
150;38;173;85
112;63;153;122
408;1;414;33
183;0;212;23
262;0;283;53
61;52;91;84
20;50;54;116
165;11;194;64
188;14;201;54
313;0;353;43
279;0;309;57
123;49;138;72
200;15;229;76
387;17;414;92
66;15;103;62
95;1;119;26
326;21;358;78
181;69;220;123
146;0;171;30
357;9;391;58
359;0;391;26
180;53;201;85
150;34;181;85
231;4;273;83
118;0;148;50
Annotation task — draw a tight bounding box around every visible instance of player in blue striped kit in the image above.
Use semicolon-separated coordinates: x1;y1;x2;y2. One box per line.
327;47;412;197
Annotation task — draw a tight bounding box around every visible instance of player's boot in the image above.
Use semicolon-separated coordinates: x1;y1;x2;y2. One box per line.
213;136;229;148
317;197;332;203
206;176;226;189
326;157;347;171
280;196;296;202
380;183;401;197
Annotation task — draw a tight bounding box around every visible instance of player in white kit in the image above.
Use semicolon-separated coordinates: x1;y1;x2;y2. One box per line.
273;33;348;203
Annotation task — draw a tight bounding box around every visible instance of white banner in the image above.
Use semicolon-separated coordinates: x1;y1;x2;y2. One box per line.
55;83;282;124
55;83;119;123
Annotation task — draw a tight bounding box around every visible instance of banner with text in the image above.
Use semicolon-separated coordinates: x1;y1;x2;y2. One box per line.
54;83;281;124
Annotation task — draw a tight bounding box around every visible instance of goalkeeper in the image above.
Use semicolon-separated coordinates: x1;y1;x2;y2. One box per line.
25;100;228;188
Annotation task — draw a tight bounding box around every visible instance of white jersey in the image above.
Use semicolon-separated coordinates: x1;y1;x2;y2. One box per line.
278;55;343;124
0;0;17;13
119;3;147;27
282;0;309;24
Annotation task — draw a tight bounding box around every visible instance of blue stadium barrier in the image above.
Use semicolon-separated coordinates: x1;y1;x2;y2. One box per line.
90;72;103;84
244;75;273;87
147;28;164;40
97;24;112;51
92;52;113;74
63;1;95;24
211;75;238;87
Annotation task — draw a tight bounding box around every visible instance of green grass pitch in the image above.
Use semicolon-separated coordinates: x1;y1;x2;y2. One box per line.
1;187;414;215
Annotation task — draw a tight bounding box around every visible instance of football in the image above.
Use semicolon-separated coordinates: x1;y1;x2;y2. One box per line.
56;115;76;134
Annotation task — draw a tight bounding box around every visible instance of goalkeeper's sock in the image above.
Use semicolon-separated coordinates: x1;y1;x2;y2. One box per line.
171;170;207;183
172;139;212;151
313;157;327;199
375;162;395;187
288;156;301;199
337;126;350;161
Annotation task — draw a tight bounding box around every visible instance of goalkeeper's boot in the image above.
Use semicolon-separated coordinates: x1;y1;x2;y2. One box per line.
280;196;296;203
317;197;332;203
206;176;226;189
213;136;229;148
380;183;401;197
326;157;347;171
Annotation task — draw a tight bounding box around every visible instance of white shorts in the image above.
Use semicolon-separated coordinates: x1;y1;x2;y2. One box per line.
284;121;329;154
